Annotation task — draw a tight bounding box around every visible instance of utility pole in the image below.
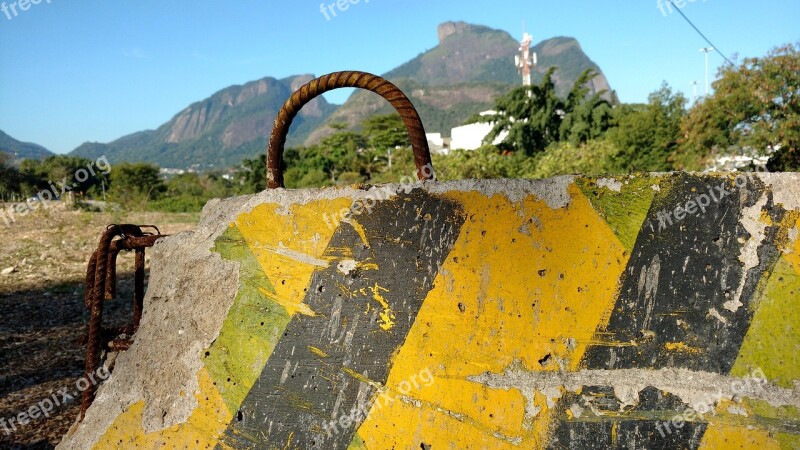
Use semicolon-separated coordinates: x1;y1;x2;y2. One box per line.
699;47;715;97
691;80;698;102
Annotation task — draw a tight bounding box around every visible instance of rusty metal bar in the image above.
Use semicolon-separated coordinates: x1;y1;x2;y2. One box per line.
106;248;119;301
80;224;166;420
266;71;435;189
81;225;123;419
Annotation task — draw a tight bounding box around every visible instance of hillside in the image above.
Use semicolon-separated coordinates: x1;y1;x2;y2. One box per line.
0;130;53;162
68;22;614;170
305;22;613;144
70;75;337;169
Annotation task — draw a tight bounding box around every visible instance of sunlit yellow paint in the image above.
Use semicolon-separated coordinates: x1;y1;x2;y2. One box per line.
355;185;629;448
308;346;329;358
257;286;316;317
664;342;702;353
698;422;781;450
357;283;395;331
92;368;232;449
378;310;396;331
342;367;379;387
364;283;389;309
93;198;356;447
358;262;379;271
235;198;353;317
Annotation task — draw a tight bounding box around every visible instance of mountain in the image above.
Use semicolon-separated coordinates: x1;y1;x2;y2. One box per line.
70;75;338;169
0;130;54;162
68;22;614;170
304;22;614;145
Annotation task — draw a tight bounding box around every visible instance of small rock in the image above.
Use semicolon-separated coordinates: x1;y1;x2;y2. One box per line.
1;267;15;275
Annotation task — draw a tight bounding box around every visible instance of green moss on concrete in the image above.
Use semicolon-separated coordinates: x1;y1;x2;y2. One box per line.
347;433;368;450
731;257;800;388
206;224;292;413
776;432;800;449
576;175;661;252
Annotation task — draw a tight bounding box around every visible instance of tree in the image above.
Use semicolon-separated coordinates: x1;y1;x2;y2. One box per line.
531;139;619;178
559;70;614;145
482;68;614;154
236;154;267;193
108;162;164;206
676;42;800;171
482;67;564;155
362;114;410;171
362;114;410;150
607;84;687;172
0;153;22;201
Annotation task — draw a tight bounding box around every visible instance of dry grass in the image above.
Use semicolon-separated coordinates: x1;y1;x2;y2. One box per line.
0;203;197;449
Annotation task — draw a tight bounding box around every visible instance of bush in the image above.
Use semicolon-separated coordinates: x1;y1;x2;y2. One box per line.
531;139;620;178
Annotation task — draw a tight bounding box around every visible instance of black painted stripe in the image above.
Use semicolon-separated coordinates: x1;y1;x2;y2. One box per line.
584;174;780;373
218;189;464;449
550;174;786;449
547;387;707;450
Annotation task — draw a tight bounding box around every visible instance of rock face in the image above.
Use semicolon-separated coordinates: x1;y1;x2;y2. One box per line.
59;173;800;449
69;75;337;170
68;21;615;170
437;21;473;43
305;22;615;146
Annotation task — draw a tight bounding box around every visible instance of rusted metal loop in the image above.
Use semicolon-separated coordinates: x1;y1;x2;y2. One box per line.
137;225;161;236
81;224;168;420
266;71;434;189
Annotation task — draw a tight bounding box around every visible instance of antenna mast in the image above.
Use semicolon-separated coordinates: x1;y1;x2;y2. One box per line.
515;30;536;86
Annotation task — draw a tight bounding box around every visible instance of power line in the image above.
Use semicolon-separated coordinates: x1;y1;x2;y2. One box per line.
668;0;735;66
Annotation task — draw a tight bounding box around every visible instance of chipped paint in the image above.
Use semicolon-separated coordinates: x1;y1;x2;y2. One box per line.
597;177;623;192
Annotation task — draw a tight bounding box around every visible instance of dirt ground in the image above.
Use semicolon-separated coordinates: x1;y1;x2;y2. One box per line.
0;203;198;449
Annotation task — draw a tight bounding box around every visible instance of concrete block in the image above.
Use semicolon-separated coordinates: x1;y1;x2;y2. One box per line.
59;173;800;449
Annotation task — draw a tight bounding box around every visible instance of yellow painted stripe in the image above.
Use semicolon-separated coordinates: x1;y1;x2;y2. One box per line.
355;185;629;448
235;198;355;319
698;423;781;450
700;214;800;449
92;368;232;449
93;198;355;447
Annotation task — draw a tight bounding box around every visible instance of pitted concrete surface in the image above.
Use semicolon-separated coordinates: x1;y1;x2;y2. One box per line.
59;174;800;449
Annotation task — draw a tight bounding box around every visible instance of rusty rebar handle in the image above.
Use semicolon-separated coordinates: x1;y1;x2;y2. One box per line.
267;71;434;189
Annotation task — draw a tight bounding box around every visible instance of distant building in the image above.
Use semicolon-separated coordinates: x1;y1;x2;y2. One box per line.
449;111;508;152
160;168;187;177
705;147;774;172
426;133;448;154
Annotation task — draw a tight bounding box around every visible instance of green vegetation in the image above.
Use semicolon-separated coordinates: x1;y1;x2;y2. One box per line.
0;154;109;201
481;68;613;154
674;43;800;171
4;42;796;214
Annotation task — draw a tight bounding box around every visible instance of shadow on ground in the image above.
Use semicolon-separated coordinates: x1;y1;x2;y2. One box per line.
0;272;145;449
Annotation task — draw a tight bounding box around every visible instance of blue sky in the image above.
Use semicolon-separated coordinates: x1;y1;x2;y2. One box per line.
0;0;797;154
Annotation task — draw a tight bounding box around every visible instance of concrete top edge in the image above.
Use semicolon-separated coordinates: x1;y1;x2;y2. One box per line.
196;173;799;229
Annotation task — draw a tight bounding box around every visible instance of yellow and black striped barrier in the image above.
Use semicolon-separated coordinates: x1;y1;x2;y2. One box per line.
61;174;800;449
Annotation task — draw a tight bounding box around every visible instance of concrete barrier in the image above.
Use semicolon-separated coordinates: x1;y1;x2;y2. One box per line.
59;173;800;449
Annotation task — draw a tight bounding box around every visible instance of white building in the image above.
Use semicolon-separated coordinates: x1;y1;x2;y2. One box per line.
426;133;446;154
449;111;508;152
